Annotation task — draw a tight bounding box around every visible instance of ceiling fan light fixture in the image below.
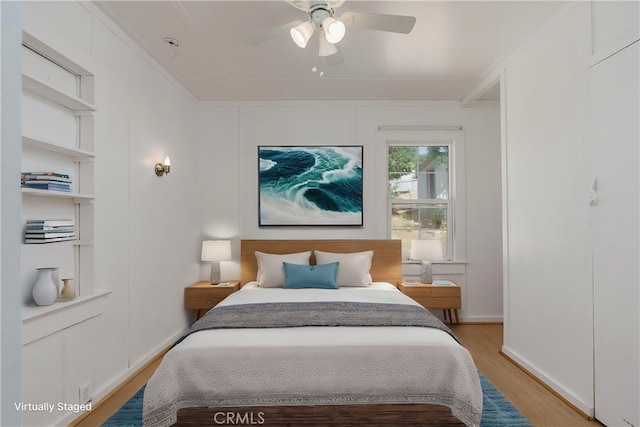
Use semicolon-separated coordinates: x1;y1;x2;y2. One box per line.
322;16;345;44
290;21;315;48
318;34;338;57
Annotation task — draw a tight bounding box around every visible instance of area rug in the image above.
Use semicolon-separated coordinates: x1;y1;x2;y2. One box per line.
103;373;531;426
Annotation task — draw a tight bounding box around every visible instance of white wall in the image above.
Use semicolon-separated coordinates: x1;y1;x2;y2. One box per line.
198;101;503;321
19;2;202;425
500;1;595;414
589;3;639;425
1;2;24;425
590;40;639;427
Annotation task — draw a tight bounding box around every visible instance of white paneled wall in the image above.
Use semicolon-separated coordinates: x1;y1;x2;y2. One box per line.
1;2;24;426
590;2;639;422
19;3;202;426
91;14;132;392
198;101;503;322
498;0;638;418
499;1;640;419
590;0;639;58
21;1;92;71
591;41;639;427
127;49;201;368
588;2;640;426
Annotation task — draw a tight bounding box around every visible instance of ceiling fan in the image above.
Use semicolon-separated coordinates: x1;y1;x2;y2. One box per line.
247;0;416;59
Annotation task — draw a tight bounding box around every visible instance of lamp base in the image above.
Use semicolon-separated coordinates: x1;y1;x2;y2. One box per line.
420;260;433;284
210;261;221;284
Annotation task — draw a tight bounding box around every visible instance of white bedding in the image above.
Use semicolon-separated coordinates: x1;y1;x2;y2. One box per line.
143;282;482;427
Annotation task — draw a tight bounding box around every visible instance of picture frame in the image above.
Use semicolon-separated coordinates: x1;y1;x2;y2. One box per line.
258;145;363;226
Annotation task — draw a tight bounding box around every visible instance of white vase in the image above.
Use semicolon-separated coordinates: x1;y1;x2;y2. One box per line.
420;260;433;284
32;267;59;306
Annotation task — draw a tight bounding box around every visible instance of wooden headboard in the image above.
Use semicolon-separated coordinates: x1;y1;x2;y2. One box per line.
240;239;402;286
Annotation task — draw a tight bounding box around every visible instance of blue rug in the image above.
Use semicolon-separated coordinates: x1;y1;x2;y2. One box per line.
103;373;531;426
477;373;532;427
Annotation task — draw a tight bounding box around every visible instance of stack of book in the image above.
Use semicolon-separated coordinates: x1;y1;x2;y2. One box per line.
21;172;72;192
24;220;76;244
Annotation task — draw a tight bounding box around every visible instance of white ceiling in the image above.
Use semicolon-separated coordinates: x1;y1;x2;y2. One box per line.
96;1;566;102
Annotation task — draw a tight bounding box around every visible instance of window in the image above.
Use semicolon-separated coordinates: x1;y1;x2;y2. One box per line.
388;144;453;260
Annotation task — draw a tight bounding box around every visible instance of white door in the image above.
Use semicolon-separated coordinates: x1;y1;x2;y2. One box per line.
591;41;639;427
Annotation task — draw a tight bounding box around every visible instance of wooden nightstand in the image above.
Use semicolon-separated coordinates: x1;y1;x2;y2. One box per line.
398;281;461;324
184;281;240;322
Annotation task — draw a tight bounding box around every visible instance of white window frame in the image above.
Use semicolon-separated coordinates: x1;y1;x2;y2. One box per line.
379;128;466;262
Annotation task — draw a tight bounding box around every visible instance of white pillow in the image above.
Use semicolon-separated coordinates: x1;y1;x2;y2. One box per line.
314;250;373;287
255;251;312;287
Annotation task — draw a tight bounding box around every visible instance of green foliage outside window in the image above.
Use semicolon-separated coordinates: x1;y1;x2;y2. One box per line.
388;145;451;259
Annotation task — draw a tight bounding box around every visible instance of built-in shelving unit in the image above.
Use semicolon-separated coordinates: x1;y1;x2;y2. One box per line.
21;187;95;200
22;134;95;159
22;74;96;112
20;30;100;323
22;290;112;345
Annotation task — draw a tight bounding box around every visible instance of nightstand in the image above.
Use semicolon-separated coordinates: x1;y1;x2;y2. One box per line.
184;281;240;322
398;281;461;324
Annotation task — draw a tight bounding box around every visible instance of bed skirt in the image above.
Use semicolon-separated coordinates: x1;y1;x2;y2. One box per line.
174;403;466;426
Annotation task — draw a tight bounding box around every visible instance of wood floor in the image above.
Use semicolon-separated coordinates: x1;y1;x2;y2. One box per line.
71;324;602;427
450;324;601;427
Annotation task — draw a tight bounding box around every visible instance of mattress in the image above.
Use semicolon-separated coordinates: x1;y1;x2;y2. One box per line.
143;282;482;427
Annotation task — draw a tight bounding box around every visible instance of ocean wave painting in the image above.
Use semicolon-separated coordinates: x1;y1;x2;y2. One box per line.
258;146;363;226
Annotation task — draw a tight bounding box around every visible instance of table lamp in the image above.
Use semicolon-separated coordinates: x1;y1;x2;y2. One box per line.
201;240;232;284
410;239;443;284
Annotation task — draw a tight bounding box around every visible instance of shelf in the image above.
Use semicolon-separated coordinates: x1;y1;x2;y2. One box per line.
22;289;112;345
22;30;93;77
22;134;94;160
23;240;77;246
20;30;98;349
21;187;94;201
22;74;95;112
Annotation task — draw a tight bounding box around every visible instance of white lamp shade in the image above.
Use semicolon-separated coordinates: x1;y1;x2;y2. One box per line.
290;21;315;48
410;239;443;261
201;240;232;262
163;155;171;167
322;17;345;44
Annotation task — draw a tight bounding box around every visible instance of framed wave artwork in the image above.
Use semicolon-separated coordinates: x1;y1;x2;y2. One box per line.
258;146;363;226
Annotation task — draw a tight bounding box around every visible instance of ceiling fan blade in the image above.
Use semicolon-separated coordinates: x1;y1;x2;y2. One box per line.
284;0;311;12
327;0;346;8
339;11;416;34
245;20;303;46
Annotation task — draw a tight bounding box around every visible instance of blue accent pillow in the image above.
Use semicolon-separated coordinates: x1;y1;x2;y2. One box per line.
283;262;339;289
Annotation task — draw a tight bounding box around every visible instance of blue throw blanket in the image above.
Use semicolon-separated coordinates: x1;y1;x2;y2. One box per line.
186;301;460;343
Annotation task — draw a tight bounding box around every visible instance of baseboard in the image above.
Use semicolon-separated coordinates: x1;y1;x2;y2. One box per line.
459;316;503;323
126;327;188;376
457;320;503;325
501;346;594;419
95;326;187;400
64;326;187;426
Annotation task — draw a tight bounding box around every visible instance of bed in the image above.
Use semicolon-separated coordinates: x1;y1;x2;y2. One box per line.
143;240;482;427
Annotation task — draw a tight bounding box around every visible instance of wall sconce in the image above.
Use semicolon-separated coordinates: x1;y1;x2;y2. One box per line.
201;240;232;284
155;156;171;177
